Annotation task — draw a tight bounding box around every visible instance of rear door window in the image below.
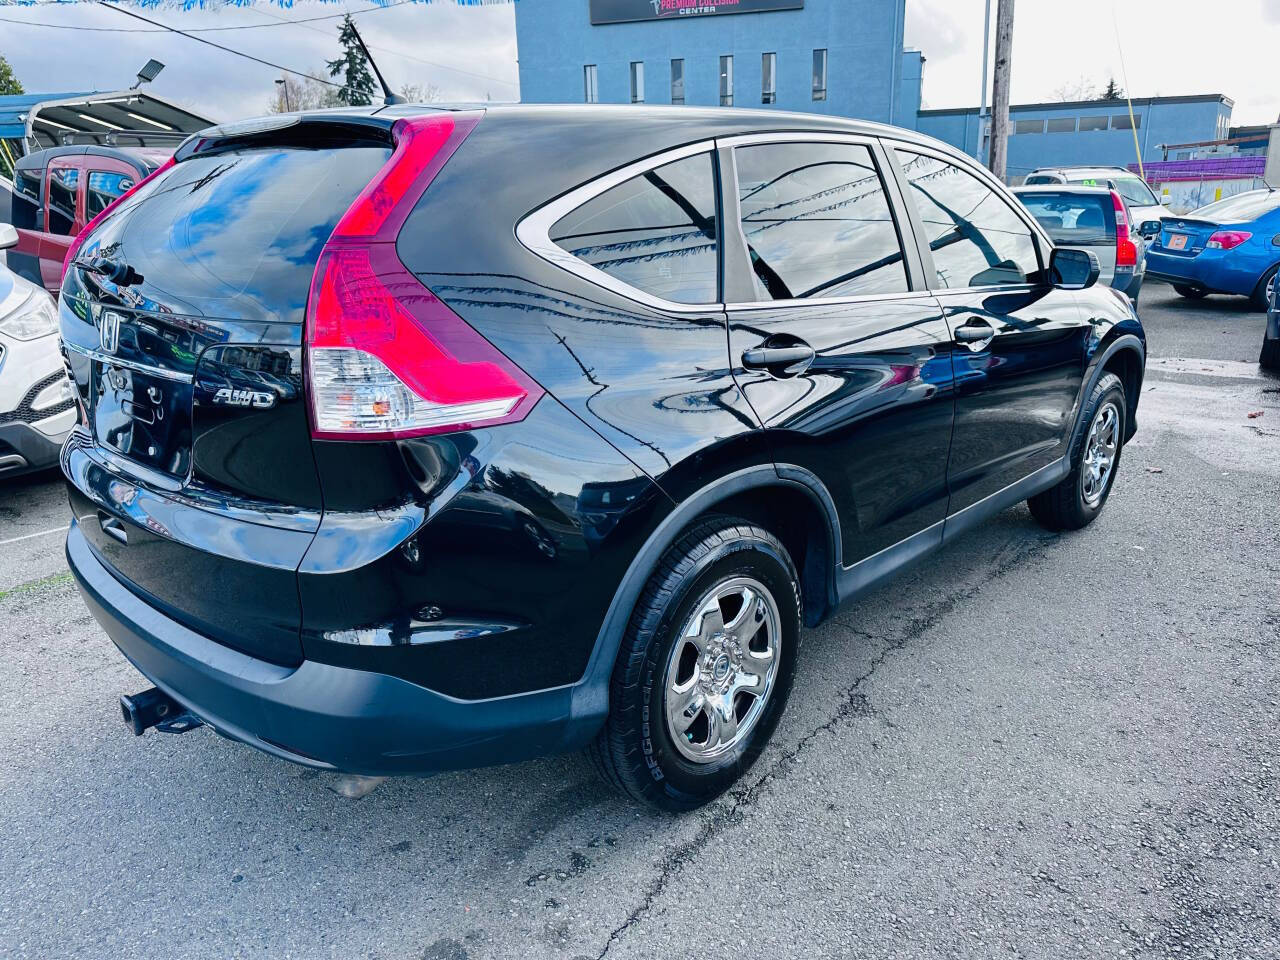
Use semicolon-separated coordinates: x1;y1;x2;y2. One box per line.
86;170;136;219
733;141;909;301
896;150;1041;288
1017;192;1114;245
549;152;719;305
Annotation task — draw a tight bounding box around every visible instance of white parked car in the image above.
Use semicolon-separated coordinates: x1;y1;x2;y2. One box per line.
0;224;77;477
1023;165;1171;239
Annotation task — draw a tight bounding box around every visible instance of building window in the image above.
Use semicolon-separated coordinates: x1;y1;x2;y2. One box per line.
720;55;734;107
812;48;827;101
1013;119;1045;135
1111;113;1141;130
583;65;598;104
671;58;685;105
1046;117;1076;133
630;61;645;104
762;52;776;105
1079;115;1109;132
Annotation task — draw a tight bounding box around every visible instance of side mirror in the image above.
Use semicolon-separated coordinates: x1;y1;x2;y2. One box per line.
1050;247;1099;290
0;223;17;250
1139;220;1161;239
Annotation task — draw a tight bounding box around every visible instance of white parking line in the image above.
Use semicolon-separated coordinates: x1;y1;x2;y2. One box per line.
0;526;67;547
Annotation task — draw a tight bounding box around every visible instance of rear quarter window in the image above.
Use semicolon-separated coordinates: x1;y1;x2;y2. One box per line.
548;152;719;305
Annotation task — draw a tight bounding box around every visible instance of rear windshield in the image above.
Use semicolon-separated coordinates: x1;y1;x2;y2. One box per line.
1069;175;1156;209
89;145;390;322
1191;190;1280;222
1018;192;1114;244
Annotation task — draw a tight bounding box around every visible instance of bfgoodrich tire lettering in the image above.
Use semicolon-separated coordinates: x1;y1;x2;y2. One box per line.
588;517;800;811
1028;372;1127;532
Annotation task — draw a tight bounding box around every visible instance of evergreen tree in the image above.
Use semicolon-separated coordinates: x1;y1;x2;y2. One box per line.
1101;77;1124;101
0;55;24;96
326;16;376;107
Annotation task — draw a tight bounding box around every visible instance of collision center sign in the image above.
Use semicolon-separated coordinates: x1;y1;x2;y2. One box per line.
589;0;804;25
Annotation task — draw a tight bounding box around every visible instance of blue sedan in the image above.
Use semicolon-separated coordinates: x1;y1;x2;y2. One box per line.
1145;189;1280;310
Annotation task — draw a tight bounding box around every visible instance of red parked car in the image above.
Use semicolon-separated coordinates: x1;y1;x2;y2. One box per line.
7;145;170;296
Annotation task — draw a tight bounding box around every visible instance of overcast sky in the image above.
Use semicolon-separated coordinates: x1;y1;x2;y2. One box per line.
2;0;1277;126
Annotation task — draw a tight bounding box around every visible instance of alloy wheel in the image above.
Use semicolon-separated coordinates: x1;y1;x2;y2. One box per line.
663;576;782;764
1081;400;1120;506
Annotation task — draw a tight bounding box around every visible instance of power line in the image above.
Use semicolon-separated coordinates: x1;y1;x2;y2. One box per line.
0;2;413;33
96;0;343;88
247;3;518;88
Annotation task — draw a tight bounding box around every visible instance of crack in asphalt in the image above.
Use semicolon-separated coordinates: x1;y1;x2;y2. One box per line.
594;530;1060;959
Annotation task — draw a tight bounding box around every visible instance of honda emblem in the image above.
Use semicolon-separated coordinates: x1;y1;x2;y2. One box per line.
100;311;123;355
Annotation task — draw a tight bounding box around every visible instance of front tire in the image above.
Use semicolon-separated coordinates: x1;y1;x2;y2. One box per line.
1173;284;1207;300
1028;372;1127;532
589;517;800;811
1261;335;1280;372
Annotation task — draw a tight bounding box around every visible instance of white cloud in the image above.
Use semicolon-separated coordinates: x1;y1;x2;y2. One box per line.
907;0;1279;126
3;1;519;122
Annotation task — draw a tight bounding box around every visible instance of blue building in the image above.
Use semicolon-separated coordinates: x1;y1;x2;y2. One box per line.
916;94;1233;178
514;5;1232;182
515;0;909;124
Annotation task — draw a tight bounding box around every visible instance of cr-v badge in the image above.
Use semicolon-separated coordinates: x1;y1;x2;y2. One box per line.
212;386;276;409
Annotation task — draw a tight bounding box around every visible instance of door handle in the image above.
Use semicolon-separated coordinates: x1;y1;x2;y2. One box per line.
953;319;996;351
741;342;816;377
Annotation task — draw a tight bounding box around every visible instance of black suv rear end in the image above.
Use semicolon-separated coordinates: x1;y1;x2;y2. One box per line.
62;105;1144;809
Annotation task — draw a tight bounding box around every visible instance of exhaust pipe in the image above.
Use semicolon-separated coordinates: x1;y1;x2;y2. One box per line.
120;687;203;736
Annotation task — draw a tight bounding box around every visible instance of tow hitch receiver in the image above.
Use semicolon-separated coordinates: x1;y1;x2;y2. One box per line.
120;687;204;736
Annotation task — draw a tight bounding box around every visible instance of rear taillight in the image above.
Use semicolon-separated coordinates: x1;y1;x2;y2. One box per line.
1206;230;1252;251
1110;190;1137;268
305;113;543;441
61;156;175;282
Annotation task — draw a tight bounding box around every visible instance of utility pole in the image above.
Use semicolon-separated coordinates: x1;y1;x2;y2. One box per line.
988;0;1014;182
977;0;992;162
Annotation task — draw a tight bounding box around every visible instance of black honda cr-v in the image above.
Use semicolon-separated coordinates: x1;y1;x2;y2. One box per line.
59;105;1144;809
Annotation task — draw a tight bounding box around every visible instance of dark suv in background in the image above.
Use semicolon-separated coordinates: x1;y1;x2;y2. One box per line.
59;105;1145;809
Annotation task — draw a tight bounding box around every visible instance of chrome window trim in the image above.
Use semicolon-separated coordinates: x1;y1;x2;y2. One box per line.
62;338;194;384
515;139;724;315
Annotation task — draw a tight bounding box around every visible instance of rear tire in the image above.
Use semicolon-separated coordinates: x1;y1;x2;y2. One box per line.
1249;265;1278;312
1261;335;1280;372
589;517;800;811
1028;372;1127;532
1173;284;1207;300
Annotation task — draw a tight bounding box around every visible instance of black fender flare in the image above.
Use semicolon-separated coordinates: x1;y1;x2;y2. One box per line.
568;463;840;728
1072;332;1145;446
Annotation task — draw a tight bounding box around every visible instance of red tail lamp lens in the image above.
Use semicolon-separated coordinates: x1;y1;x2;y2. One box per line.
305;114;543;440
1110;190;1137;268
1206;230;1252;251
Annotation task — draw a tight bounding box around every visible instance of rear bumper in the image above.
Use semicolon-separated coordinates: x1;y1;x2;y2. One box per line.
1146;248;1260;296
67;520;601;775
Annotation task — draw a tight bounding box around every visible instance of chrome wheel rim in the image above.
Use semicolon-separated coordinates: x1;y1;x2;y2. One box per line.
663;576;781;764
1081;400;1120;506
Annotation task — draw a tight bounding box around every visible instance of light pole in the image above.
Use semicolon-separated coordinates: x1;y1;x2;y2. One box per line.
275;76;291;112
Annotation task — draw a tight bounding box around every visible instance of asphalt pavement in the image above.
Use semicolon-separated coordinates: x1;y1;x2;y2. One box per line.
1;283;1277;960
